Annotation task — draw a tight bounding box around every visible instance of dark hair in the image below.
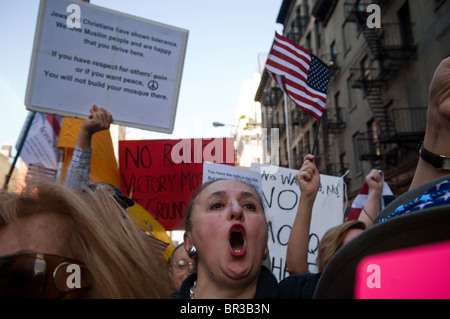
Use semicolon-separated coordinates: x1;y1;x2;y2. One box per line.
183;179;266;232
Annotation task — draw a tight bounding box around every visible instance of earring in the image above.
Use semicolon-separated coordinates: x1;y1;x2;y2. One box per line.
187;246;197;258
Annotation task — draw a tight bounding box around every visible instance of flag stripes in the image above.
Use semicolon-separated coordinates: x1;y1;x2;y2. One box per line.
347;181;395;221
46;114;63;137
266;32;330;119
25;163;58;184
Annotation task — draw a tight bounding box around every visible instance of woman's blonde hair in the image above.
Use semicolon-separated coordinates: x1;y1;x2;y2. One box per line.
0;178;171;298
316;220;366;272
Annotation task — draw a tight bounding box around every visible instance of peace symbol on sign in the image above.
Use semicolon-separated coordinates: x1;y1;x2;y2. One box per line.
148;80;159;91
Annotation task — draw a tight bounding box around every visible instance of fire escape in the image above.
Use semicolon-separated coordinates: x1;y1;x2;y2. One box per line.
263;87;283;129
286;3;310;43
344;1;425;191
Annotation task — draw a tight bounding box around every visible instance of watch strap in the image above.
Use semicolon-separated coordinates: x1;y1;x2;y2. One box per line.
420;144;450;170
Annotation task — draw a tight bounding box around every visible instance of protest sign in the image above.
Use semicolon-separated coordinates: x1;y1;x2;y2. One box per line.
202;162;262;193
251;163;344;281
119;138;234;230
18;112;63;173
26;0;188;133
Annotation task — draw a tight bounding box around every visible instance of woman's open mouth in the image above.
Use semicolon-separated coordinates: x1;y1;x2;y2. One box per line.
228;224;247;257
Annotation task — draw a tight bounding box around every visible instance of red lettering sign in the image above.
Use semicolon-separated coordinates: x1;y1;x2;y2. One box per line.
119;138;234;230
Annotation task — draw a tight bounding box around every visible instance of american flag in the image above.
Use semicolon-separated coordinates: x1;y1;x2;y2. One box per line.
266;32;330;119
347;179;395;221
25;163;58;184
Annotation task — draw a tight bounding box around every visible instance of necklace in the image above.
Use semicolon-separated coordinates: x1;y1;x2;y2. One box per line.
189;280;196;299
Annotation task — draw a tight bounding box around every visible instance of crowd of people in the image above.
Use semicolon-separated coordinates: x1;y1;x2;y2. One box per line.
1;57;449;299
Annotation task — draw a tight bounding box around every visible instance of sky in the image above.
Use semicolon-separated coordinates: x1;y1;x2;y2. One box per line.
0;0;283;154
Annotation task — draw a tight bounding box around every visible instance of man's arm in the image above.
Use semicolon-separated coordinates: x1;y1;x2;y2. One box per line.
410;57;450;189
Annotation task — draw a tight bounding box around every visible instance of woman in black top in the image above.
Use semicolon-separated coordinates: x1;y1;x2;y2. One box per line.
173;178;320;299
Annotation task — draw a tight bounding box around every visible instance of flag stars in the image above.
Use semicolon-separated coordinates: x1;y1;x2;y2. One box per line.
307;55;330;94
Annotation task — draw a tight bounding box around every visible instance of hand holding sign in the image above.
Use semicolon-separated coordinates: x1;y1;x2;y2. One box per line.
295;154;320;200
83;105;112;135
77;105;112;150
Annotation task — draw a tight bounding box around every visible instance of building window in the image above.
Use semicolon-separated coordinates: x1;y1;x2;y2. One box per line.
342;23;350;55
334;91;341;121
356;1;365;13
312;122;319;153
306;32;312;51
293;146;298;168
340;152;348;176
352;132;362;174
360;55;372;81
315;20;322;49
367;119;381;156
330;40;338;64
347;74;355;112
305;130;311;154
397;1;414;48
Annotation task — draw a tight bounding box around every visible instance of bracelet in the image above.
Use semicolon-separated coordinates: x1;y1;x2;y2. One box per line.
362;207;374;222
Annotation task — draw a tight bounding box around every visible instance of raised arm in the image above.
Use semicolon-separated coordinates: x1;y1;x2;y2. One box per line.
65;105;112;190
410;57;450;189
286;154;320;275
358;169;383;228
76;104;112;151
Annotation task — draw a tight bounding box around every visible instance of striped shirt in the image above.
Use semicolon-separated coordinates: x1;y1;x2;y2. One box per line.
64;145;92;190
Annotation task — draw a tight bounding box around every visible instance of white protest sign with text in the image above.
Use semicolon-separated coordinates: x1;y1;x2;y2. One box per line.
18;112;62;171
202;162;262;193
26;0;188;133
250;163;344;281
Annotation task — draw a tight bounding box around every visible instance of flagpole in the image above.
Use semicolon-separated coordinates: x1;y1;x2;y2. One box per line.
283;93;292;168
2;111;36;191
311;118;321;156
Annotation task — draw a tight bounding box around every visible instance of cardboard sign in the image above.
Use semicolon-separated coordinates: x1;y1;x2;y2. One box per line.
251;163;344;281
119;138;234;230
26;0;188;133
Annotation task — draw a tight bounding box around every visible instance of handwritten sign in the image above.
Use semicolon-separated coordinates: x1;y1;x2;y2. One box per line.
26;0;188;133
119;138;234;230
251;163;344;281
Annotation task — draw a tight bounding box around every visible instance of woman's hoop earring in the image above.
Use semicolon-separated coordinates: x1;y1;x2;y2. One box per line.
187;246;197;258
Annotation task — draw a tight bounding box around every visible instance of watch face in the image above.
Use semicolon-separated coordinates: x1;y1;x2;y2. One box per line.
443;158;450;170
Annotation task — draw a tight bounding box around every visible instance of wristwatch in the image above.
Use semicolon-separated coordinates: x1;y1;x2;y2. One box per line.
419;144;450;170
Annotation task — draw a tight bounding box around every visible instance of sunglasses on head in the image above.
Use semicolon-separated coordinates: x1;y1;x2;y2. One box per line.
0;252;91;299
